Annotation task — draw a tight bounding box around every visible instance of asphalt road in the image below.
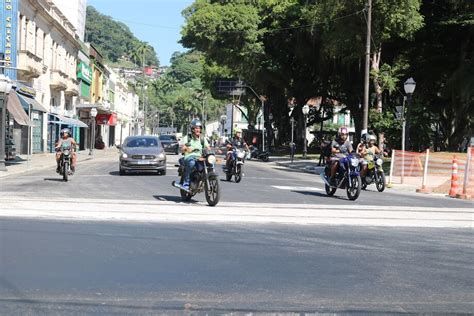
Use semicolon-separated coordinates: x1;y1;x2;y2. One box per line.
0;219;473;314
0;153;472;208
0;154;473;314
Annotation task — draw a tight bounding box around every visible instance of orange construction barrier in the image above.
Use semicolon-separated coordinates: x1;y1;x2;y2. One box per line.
448;155;459;197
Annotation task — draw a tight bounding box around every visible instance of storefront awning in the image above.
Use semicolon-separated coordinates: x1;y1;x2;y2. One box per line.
7;92;31;126
49;113;89;128
17;93;48;113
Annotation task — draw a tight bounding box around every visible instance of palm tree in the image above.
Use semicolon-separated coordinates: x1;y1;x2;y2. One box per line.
129;41;150;68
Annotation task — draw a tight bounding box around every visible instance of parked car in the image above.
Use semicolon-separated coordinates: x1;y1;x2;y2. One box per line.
159;134;179;154
118;136;166;175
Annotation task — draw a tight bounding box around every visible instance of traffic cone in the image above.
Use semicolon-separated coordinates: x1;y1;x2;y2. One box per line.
448;155;459;197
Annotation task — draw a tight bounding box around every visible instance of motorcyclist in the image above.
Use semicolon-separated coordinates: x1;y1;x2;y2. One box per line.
224;128;249;172
359;134;381;177
329;127;353;185
179;119;210;190
55;128;77;173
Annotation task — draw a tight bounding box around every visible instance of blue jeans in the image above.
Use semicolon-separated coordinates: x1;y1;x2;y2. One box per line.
183;157;197;185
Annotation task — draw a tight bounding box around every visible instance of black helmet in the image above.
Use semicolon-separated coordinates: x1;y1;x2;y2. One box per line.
361;133;368;143
190;119;202;130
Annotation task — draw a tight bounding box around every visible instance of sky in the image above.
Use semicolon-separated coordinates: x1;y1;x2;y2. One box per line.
87;0;194;66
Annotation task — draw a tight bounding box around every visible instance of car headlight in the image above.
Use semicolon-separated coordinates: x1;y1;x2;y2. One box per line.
122;153;128;159
376;158;383;166
351;158;359;167
207;155;216;165
158;153;165;159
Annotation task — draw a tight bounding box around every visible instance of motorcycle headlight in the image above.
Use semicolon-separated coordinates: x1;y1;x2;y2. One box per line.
122;153;128;159
207;155;216;165
376;158;383;166
237;151;245;159
351;158;359;167
63;150;70;156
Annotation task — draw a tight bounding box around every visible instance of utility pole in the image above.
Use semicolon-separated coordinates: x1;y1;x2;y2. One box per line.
141;52;146;135
362;0;372;135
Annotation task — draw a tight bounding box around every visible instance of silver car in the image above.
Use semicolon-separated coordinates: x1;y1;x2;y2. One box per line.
118;136;166;175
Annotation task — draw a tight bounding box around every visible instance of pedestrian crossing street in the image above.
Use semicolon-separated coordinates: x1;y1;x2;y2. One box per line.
0;195;471;228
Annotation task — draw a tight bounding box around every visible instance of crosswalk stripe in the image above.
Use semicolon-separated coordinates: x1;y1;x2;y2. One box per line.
0;196;471;228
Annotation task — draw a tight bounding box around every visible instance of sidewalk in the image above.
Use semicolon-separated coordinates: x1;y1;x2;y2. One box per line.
0;148;118;179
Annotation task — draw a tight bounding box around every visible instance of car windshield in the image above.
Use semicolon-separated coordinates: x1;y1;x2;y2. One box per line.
159;135;176;141
125;138;159;148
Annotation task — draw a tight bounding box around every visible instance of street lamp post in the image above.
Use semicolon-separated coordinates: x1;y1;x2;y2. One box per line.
401;77;416;184
236;84;265;152
220;114;227;138
403;77;416;151
302;104;310;158
89;107;98;156
0;74;13;171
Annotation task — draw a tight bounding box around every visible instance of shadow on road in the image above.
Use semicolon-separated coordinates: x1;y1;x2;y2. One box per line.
153;195;198;204
109;171;161;177
43;178;65;182
292;190;352;202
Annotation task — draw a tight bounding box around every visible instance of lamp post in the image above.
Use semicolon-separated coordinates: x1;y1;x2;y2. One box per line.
220;114;227;138
403;77;416;151
0;74;13;171
236;83;265;152
89;107;98;156
401;77;416;184
302;104;310;158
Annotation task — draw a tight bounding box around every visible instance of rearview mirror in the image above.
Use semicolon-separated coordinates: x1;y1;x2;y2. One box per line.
116;144;122;150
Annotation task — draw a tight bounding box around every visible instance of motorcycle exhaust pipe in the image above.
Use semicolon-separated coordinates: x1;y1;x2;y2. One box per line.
171;181;191;193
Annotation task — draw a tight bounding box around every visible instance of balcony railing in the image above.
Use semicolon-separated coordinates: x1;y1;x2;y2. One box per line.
17;50;43;79
65;78;79;96
50;70;68;91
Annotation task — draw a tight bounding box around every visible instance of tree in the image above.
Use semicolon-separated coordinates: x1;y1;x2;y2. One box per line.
85;6;159;66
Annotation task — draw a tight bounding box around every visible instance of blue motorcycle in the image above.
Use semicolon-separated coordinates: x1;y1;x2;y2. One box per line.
321;154;362;201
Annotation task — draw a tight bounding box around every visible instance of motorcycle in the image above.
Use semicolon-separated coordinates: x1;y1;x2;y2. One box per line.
320;154;362;201
225;148;246;183
361;154;385;192
248;146;269;162
172;152;220;206
58;145;73;182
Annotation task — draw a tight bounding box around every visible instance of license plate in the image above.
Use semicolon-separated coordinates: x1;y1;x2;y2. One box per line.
137;160;150;165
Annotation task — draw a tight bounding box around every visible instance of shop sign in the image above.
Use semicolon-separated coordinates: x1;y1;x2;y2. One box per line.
96;113;117;126
0;0;18;79
77;61;92;84
15;83;36;97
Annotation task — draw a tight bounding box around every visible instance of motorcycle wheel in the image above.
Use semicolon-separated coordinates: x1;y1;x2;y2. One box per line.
376;172;386;192
261;154;269;162
63;162;69;182
205;175;220;206
325;184;336;196
346;175;361;201
235;165;242;183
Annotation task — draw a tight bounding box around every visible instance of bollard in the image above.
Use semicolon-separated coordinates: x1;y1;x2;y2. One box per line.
417;149;431;193
448;155;459;197
457;147;473;200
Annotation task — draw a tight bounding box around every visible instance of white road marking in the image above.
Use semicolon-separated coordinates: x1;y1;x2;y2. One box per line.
273;185;323;191
0;196;471;228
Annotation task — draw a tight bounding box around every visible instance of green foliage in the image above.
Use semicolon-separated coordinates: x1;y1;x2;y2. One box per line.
180;0;471;151
369;109;402;149
85;6;159;66
150;51;223;133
